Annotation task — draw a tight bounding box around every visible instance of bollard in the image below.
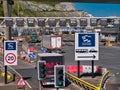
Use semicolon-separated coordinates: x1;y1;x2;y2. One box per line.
1;72;5;77
97;87;101;90
7;75;11;80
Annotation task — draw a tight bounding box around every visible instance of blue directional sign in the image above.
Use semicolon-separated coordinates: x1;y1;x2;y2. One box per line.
75;33;99;61
4;40;17;65
5;41;17;50
29;53;36;58
78;34;95;47
41;47;47;53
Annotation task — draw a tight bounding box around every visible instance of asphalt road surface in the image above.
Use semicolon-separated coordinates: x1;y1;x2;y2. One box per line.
1;42;120;90
62;45;120;74
16;44;120;90
62;45;120;90
20;43;120;90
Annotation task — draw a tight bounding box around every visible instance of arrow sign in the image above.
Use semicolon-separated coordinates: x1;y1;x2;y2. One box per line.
16;77;27;87
77;55;96;59
75;33;99;61
29;53;36;58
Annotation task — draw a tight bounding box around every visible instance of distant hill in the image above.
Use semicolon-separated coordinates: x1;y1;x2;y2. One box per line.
0;1;89;17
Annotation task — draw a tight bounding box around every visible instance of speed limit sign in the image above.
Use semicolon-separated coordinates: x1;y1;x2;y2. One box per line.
4;41;17;66
5;53;16;64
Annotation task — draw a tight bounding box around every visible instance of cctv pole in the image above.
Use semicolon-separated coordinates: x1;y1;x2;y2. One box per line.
3;0;9;39
8;0;12;40
3;0;13;84
3;0;8;84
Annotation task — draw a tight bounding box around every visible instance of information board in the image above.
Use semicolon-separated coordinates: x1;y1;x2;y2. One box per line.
4;41;17;65
5;18;13;27
69;18;77;26
16;18;24;26
75;33;99;61
90;18;98;26
37;18;46;27
48;18;56;27
27;18;35;27
59;18;66;26
80;18;88;26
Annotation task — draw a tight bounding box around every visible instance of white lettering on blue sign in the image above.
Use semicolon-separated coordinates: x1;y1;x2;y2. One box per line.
6;42;16;50
78;34;95;47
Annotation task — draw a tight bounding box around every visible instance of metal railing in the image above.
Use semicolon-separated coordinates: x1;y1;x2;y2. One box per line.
99;71;110;88
66;70;110;90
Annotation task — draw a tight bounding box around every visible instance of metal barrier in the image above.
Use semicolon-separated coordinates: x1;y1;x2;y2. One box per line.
66;70;110;90
99;71;110;88
66;72;100;90
0;61;13;81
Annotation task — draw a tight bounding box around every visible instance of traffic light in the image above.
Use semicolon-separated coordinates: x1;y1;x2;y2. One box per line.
54;65;65;88
38;61;46;80
69;18;77;26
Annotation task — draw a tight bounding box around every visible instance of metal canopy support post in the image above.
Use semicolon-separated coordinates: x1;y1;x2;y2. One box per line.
92;60;94;78
77;61;80;78
8;0;12;40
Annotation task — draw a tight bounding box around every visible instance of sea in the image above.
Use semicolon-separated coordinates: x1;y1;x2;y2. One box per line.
73;2;120;17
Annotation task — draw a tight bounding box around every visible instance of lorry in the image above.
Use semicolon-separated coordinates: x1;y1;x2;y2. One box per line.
38;53;64;86
42;35;62;53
